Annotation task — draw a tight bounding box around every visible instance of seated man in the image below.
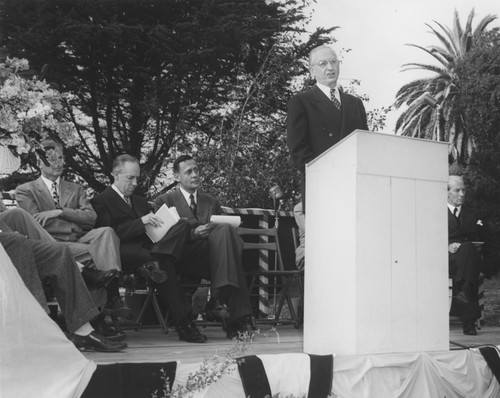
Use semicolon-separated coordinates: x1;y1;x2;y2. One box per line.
0;203;124;314
0;221;126;352
155;154;252;339
15;139;121;274
447;175;498;335
90;154;207;343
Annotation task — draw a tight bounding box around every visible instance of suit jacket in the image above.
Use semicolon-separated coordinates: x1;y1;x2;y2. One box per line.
15;177;96;241
91;186;150;257
286;85;368;172
448;205;499;277
154;188;221;232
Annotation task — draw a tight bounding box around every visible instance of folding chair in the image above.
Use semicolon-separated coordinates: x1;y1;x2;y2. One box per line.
115;264;169;333
238;227;303;328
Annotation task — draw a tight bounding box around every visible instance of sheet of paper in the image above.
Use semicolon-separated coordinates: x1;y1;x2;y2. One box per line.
210;215;241;227
145;204;180;243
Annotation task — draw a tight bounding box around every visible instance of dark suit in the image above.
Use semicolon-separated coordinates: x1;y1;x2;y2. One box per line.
91;186;192;325
155;188;252;321
0;221;99;333
448;205;492;322
286;85;368;203
15;177;121;272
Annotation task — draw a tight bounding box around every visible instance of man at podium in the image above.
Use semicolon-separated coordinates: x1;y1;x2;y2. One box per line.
286;44;368;205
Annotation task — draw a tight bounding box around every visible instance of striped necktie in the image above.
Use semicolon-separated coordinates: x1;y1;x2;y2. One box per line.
51;181;61;209
330;88;341;110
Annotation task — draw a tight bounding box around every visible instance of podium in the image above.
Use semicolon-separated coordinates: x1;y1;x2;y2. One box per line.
304;131;449;355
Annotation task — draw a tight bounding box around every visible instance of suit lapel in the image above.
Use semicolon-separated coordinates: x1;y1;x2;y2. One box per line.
107;187;137;218
196;192;211;224
35;177;57;210
59;179;72;208
310;86;337;123
172;189;194;219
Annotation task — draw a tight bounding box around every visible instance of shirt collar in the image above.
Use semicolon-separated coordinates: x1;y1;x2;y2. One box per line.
179;186;197;204
448;203;461;214
316;82;340;102
112;184;128;202
41;175;60;192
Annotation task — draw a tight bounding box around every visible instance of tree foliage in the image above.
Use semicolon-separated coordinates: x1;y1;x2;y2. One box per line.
0;0;335;202
394;8;497;165
455;29;500;231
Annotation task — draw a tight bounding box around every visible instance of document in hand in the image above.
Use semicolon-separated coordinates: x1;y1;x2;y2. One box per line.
210;215;241;227
145;204;180;243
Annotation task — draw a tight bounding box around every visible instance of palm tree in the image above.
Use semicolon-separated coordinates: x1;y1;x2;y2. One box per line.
394;8;496;164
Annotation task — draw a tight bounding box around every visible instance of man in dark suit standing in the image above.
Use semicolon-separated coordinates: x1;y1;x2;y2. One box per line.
91;154;207;343
286;45;368;205
155;155;252;339
448;175;498;335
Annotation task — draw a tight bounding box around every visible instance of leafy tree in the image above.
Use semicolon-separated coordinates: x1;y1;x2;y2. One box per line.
455;29;500;232
0;0;334;199
394;8;496;165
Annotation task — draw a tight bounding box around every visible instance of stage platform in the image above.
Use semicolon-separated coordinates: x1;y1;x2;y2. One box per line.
84;322;500;365
79;322;500;398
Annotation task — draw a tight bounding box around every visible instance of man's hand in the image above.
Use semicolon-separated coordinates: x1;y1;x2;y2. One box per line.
33;209;63;226
194;223;215;238
141;213;164;228
448;242;461;254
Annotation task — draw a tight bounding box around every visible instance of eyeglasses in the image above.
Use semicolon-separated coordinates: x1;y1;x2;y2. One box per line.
312;60;339;69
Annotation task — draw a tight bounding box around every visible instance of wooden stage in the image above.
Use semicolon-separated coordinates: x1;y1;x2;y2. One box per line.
83;321;500;365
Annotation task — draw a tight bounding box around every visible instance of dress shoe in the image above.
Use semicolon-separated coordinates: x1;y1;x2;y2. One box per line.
138;262;168;284
70;331;128;352
226;317;251;340
81;267;119;288
102;296;133;319
204;297;230;322
176;319;207;343
463;320;478;336
98;325;127;342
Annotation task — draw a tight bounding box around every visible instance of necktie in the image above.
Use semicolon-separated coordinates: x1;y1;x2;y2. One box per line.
51;181;61;209
453;207;458;217
330;88;341;110
189;194;197;217
124;195;131;207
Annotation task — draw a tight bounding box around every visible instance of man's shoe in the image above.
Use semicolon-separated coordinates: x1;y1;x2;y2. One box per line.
138;262;168;284
70;331;128;352
81;268;119;288
226;317;252;340
463;320;478;336
204;297;230;322
102;296;133;318
176;319;207;343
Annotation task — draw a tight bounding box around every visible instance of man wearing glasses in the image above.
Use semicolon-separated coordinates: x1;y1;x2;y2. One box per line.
286;45;368;206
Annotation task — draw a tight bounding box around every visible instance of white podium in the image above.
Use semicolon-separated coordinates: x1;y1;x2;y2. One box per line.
304;131;449;355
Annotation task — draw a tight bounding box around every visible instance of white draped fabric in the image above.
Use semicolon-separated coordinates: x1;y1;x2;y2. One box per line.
0;244;96;398
172;349;500;397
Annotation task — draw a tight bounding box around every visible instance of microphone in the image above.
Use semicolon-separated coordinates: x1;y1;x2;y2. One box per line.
269;185;284;200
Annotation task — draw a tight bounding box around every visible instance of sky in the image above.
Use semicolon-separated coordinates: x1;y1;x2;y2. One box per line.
307;0;500;133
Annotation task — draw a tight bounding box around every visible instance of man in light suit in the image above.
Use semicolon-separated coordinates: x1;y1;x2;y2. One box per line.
286;45;368;206
448;175;499;335
155;155;252;339
91;154;207;343
15;140;120;272
15;139;125;313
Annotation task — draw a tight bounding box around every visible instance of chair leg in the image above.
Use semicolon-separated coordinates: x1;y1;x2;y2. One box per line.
150;289;169;334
